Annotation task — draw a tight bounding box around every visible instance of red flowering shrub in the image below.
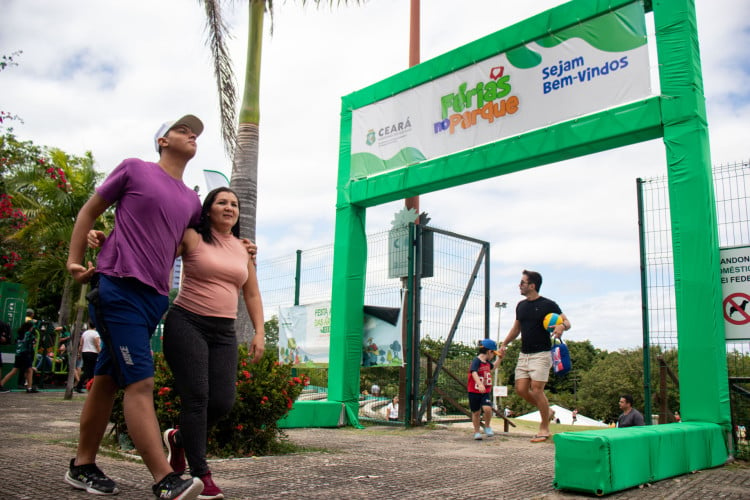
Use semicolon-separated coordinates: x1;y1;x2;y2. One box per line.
0;193;26;280
208;345;308;456
109;347;308;456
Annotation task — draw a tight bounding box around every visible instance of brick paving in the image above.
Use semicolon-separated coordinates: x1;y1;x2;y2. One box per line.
0;391;748;499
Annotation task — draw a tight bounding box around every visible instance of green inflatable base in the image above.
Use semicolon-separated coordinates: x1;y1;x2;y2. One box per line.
277;401;347;428
553;422;728;495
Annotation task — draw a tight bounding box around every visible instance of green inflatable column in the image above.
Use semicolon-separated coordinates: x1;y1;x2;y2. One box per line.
328;203;366;425
654;0;730;427
328;100;367;426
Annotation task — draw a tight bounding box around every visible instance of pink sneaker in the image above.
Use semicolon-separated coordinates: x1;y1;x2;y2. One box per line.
163;428;186;475
197;471;224;500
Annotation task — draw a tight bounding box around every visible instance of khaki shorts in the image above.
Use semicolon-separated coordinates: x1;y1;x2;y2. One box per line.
515;351;552;382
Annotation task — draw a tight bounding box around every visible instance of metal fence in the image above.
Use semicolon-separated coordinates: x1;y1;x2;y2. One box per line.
637;159;750;459
256;226;488;423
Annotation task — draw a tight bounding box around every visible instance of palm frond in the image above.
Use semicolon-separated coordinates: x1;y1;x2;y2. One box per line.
200;0;239;158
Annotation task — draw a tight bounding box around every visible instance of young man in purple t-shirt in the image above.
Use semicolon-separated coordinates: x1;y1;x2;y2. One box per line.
65;115;205;500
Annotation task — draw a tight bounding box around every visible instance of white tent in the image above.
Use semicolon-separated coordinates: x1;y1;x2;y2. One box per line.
515;404;607;427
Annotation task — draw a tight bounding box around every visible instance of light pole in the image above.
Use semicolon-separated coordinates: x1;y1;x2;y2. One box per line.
494;301;507;409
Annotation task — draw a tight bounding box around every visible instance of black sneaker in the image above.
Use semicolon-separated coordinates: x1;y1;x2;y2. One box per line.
26;387;39;393
152;473;203;500
65;458;119;495
0;385;9;393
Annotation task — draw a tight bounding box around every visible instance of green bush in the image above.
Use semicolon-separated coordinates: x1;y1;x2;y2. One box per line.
108;345;309;457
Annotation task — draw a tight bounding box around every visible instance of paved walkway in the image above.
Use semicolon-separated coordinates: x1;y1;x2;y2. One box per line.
0;391;748;499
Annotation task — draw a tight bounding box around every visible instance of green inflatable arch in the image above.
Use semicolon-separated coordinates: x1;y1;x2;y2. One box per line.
285;0;731;493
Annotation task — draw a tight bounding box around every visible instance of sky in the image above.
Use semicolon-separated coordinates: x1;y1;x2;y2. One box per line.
2;0;749;351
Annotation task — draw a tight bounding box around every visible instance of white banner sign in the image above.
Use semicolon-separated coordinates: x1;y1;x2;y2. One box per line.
350;4;651;180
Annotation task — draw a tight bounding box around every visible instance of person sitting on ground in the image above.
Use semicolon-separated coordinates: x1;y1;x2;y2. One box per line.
617;394;645;428
385;396;399;421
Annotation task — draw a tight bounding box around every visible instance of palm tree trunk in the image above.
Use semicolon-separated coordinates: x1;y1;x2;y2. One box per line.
58;274;73;327
233;123;259;244
231;0;264;344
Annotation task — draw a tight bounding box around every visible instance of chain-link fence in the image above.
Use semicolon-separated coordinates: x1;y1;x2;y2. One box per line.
257;226;488;424
638;160;750;458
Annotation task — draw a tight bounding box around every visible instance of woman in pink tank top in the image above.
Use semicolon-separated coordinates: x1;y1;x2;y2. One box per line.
162;187;265;500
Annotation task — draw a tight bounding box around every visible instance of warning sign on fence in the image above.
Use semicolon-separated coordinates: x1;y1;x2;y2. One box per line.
720;246;750;340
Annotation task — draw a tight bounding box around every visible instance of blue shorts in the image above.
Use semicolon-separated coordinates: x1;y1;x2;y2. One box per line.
468;392;492;412
89;275;168;387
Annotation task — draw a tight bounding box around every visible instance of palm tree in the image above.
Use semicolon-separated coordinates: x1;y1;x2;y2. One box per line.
199;0;361;342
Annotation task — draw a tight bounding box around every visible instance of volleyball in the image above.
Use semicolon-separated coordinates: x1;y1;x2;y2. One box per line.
543;312;563;332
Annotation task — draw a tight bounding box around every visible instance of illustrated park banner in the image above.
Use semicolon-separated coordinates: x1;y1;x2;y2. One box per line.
349;2;652;180
279;302;404;367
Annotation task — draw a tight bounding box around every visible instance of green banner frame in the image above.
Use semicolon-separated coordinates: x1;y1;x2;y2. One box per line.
324;0;729;453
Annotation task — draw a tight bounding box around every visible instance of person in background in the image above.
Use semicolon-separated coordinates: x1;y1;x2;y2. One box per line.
572;408;578;425
468;339;500;440
617;394;645;428
1;319;12;345
498;270;570;443
161;187;265;500
0;321;38;393
75;322;100;393
385;396;400;422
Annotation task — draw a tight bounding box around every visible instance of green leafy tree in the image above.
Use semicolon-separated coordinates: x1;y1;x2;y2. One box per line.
264;314;279;352
419;337;477;412
546;340;606;397
576;347;647;423
728;348;750;378
4;138;107;323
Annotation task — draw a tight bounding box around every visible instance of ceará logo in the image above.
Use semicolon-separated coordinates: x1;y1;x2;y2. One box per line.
366;129;376;146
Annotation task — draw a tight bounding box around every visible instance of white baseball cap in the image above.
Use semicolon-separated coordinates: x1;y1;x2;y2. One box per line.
154;114;204;152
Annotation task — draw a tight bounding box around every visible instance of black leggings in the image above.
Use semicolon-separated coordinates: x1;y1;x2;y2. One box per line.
163;305;238;476
77;352;98;390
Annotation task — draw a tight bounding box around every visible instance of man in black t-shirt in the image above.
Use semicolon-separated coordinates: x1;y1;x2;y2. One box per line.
498;270;571;442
